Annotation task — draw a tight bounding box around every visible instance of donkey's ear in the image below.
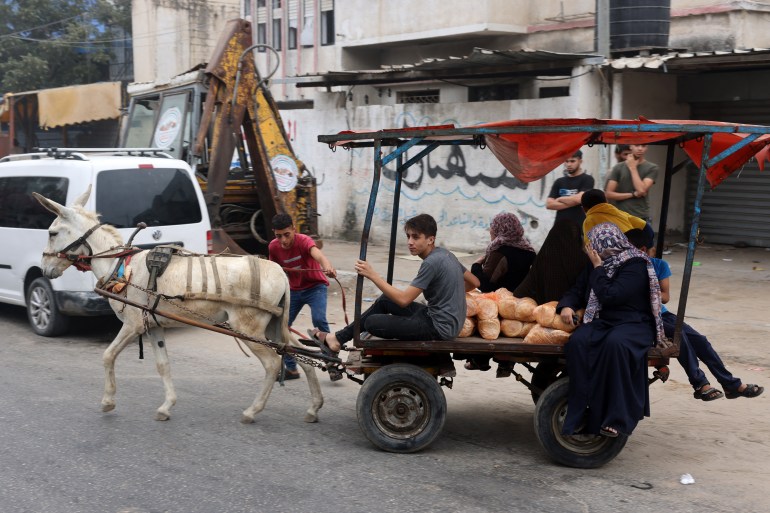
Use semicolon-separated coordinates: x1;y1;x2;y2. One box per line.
72;185;91;208
32;192;65;216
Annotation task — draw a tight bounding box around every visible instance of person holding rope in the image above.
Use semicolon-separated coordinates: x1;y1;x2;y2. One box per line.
269;213;337;380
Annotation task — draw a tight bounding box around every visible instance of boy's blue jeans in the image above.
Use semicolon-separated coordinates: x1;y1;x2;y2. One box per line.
284;284;330;371
662;311;741;391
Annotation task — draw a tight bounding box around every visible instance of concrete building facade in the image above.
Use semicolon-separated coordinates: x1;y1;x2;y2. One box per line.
132;0;770;249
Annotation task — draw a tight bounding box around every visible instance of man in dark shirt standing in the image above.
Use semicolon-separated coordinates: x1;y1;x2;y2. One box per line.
546;150;595;226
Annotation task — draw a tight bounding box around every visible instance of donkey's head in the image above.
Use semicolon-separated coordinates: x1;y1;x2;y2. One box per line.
32;186;96;279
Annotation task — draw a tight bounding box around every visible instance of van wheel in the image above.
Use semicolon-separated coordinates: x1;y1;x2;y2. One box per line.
534;377;627;468
356;363;447;453
26;277;70;337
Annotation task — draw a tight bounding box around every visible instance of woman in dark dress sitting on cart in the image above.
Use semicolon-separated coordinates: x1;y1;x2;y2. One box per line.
557;223;667;438
471;211;535;293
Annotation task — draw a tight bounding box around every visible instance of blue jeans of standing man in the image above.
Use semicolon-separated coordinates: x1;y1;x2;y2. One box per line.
284;284;330;371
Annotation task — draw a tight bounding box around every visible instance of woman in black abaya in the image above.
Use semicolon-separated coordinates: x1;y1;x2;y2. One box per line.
557;223;666;438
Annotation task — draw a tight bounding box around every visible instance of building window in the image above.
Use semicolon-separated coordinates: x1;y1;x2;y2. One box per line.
257;23;267;52
320;0;334;46
301;0;314;47
288;0;298;49
272;19;282;50
272;0;281;7
396;90;440;104
468;84;520;102
257;0;266;6
539;86;570;98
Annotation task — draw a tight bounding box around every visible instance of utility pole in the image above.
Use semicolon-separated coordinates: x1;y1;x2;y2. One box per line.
595;0;612;184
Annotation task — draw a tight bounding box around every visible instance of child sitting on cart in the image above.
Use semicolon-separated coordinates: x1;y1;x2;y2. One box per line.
308;214;479;357
625;229;764;401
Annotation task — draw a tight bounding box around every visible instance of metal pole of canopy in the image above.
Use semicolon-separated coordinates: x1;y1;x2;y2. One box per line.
673;134;712;349
355;138;382;343
387;149;403;284
656;143;675;256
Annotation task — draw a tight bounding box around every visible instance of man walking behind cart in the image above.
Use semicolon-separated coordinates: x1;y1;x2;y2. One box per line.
269;213;337;379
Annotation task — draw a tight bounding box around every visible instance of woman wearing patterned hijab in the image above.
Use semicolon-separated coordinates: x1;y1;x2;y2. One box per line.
471;212;536;293
556;223;666;439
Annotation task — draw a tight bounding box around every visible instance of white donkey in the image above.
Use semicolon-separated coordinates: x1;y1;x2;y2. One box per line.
34;187;324;423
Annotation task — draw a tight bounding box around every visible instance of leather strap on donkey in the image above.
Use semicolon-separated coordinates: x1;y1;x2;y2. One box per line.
145;245;176;291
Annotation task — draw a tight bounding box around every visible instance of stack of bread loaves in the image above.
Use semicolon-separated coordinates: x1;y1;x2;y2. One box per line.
459;291;582;345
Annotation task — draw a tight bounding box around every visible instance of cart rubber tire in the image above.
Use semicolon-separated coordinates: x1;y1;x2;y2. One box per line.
356;363;447;453
26;277;70;337
531;361;564;404
534;377;628;468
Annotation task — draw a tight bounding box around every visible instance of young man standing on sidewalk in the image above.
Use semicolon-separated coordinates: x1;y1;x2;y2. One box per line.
269;213;336;379
605;144;659;220
546;150;595;227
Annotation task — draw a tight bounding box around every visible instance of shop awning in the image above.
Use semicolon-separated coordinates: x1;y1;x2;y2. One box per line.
1;82;121;128
37;82;121;128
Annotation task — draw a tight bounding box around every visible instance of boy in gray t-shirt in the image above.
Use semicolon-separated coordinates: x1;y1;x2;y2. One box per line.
310;214;479;354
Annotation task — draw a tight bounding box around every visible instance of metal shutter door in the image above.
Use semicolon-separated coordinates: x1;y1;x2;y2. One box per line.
687;101;770;247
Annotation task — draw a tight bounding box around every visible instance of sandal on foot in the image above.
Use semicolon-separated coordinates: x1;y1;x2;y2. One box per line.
599;426;619;438
693;386;724;401
725;383;764;399
306;328;340;357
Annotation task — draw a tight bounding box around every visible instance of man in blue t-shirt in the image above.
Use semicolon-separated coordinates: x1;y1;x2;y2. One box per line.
625;229;763;401
547;150;595;226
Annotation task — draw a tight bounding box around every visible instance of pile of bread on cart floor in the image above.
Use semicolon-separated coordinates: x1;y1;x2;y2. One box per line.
461;289;583;343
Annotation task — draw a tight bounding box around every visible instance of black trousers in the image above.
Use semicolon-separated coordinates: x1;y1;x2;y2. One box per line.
335;295;441;343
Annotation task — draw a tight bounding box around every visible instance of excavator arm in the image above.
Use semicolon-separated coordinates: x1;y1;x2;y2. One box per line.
194;18;319;253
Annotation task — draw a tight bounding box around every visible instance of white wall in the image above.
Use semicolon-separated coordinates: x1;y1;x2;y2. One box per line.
282;83;606;252
132;0;240;83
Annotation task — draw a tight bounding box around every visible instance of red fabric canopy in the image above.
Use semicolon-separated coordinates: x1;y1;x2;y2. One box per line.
476;118;770;188
329;118;770;188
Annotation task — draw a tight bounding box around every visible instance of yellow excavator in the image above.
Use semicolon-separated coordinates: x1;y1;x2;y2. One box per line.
121;18;319;254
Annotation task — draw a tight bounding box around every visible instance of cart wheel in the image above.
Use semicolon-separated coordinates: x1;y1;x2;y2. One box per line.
356;363;447;453
26;277;70;337
530;361;564;404
534;377;627;468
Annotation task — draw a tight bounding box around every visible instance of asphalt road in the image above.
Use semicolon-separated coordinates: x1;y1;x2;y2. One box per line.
1;287;767;513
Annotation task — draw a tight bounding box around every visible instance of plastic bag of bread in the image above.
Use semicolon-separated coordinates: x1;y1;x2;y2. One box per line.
523;324;571;345
500;319;526;338
519;322;536;337
476;297;499;320
497;298;518;320
458;317;476;337
495;287;514;299
514;297;537;322
477;317;501;340
466;295;479;317
534;301;559;328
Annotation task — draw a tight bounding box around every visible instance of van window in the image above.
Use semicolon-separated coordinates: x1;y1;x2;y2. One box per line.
0;176;68;229
96;168;202;228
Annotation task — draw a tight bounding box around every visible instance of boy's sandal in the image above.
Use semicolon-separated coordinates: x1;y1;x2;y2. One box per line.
464;359;491;371
306;328;339;358
599;426;619;438
693;386;724;401
725;384;764;399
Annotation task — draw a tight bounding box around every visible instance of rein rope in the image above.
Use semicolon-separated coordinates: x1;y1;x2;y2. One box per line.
281;266;350;329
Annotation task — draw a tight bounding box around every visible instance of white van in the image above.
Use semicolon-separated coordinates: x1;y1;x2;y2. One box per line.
0;149;211;336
